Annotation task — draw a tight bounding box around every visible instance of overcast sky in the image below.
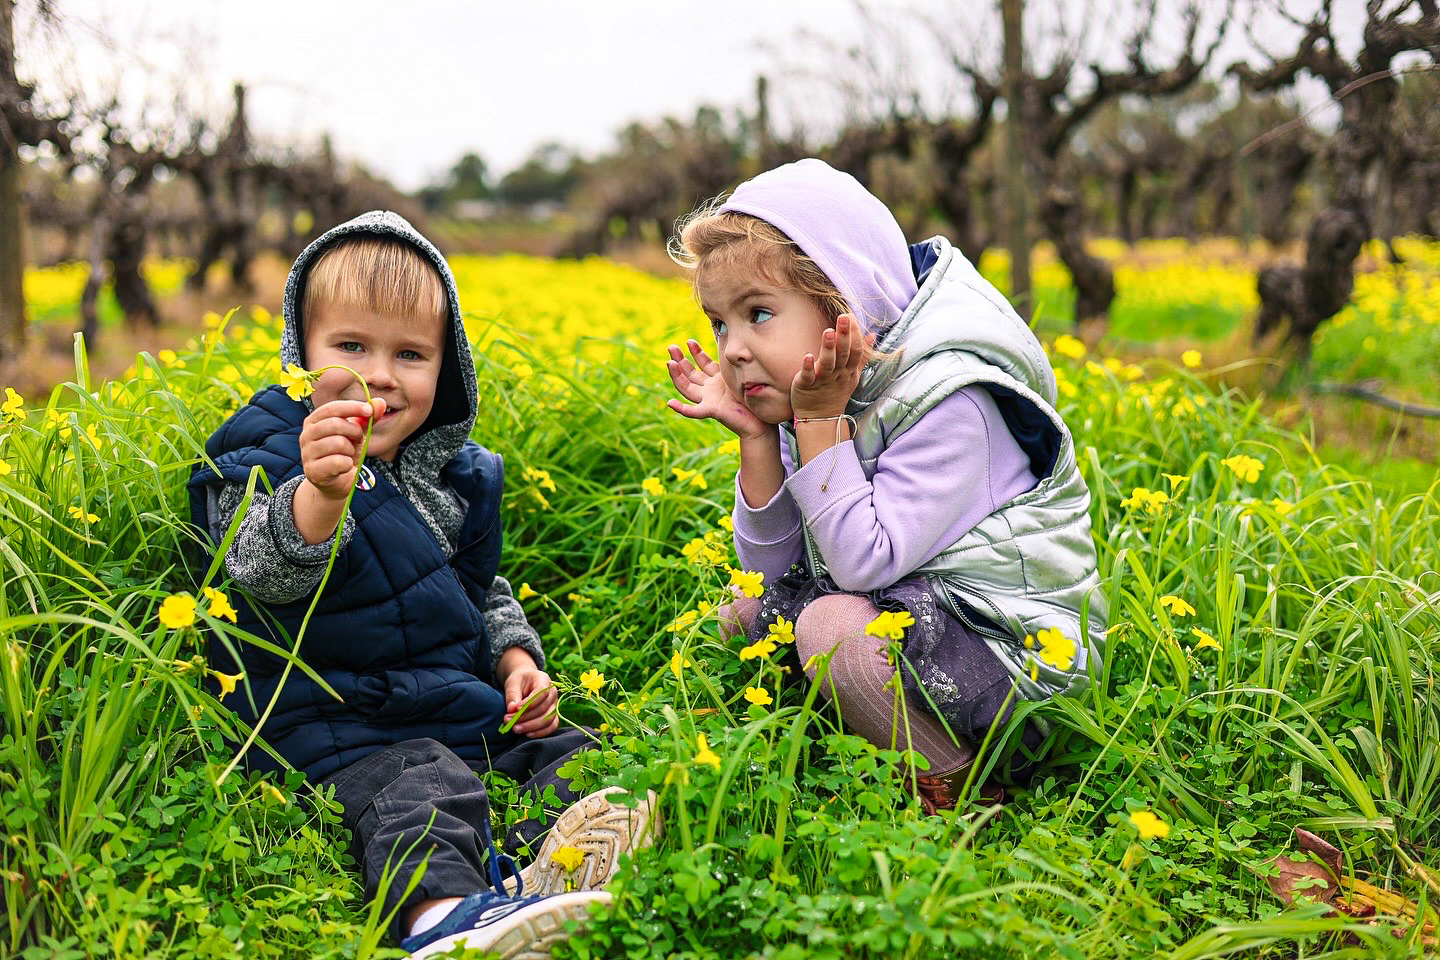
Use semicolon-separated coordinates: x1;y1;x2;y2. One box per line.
17;0;1367;192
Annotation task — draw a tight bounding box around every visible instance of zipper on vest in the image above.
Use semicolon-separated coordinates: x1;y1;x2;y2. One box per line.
950;592;1012;643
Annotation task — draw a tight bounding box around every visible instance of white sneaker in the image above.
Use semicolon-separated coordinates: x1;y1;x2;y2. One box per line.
516;787;660;895
401;889;611;959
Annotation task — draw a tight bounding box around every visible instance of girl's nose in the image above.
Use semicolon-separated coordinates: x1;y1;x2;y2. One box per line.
722;331;750;364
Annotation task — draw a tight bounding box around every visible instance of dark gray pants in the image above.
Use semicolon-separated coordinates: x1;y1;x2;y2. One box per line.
322;729;595;940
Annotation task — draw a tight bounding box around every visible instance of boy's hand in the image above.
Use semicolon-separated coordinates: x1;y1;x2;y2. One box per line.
666;340;771;440
299;397;386;500
497;649;559;738
791;314;871;419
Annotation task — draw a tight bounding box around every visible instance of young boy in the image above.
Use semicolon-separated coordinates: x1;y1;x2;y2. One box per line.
189;211;654;958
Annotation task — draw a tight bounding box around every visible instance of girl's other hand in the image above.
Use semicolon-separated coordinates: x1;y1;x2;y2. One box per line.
665;340;771;440
791;314;871;419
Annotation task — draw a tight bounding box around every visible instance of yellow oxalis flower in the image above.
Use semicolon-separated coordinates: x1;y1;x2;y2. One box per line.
158;593;198;629
203;586;238;623
1024;627;1076;672
694;734;721;768
579;669;605;694
550;846;586;872
641;476;665;496
517;582;539;601
739;637;777;661
1190;628;1221;651
1181;349;1202;369
210;670;244;700
1121;487;1169;513
743;686;773;707
728;568;765;599
1052;334;1086;360
2;386;24;419
672;466;708;490
864;610;915;641
668;609;699;633
523;467;557;493
0;459;10;476
767;616;795;644
1162;473;1188;492
1221;454;1264;484
46;408;72;439
259;781;289;805
278;363;316;401
1128;810;1171;839
1270;498;1295;517
681;536;728;567
718;438;741;455
1158;595;1196;617
68;505;100;524
670;652;693;678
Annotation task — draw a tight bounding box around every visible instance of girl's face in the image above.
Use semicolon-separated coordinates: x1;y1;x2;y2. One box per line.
696;264;832;424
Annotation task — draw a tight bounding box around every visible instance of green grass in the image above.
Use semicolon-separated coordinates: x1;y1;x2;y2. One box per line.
2;271;1438;958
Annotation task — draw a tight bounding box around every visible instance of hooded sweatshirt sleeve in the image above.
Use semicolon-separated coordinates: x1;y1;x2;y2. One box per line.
215;475;355;604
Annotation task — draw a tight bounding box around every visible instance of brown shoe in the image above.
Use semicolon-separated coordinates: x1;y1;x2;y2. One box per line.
912;763;1005;816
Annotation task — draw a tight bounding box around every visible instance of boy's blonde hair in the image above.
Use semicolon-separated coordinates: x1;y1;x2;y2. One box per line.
669;203;851;325
302;236;447;327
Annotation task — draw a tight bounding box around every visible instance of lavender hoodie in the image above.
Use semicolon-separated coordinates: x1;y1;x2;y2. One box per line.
723;160;1037;591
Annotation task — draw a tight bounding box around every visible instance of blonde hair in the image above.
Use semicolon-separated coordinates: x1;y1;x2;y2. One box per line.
669;202;851;325
302;236;447;327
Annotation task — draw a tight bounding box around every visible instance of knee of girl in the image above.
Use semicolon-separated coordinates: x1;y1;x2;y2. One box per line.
717;595;760;639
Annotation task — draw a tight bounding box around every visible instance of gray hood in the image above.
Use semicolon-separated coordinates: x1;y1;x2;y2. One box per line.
279;210;477;475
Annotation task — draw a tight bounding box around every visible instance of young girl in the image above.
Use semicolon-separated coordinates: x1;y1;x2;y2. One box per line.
663;158;1107;812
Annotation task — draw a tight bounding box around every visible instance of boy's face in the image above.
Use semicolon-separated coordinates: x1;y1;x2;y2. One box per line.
303;303;447;461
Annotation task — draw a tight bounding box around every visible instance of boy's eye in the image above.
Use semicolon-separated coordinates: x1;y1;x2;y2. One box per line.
339;341;363;353
752;308;773;324
398;350;422;361
709;318;728;337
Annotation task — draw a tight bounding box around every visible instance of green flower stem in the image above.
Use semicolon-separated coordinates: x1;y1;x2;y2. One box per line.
217;364;372;785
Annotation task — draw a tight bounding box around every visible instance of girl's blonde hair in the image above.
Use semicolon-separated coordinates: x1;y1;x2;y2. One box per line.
302;236;447;327
669;201;851;325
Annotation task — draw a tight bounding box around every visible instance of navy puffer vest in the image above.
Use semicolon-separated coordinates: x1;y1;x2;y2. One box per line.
188;386;512;781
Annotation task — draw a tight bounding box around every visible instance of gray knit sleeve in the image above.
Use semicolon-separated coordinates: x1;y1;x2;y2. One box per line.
483;575;546;672
215;475;355;604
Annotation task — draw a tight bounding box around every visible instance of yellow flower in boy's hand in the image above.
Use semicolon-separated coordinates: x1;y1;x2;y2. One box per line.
694;734;721;768
728;567;764;599
743;686;773;707
203;586;238;623
1221;454;1263;484
864;610;915;641
550;846;586;872
1158;595;1195;617
2;386;24;420
1128;810;1170;839
210;669;244;700
579;669;605;694
1024;627;1076;672
278;363;316;401
517;582;539;601
158;593;197;629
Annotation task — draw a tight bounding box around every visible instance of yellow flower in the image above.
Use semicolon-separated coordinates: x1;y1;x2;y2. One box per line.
579;669;605;694
157;348;182;367
625;385;640;397
259;781;289;805
864;610;915;641
1120;487;1169;513
672;466;708;490
641;476;665;496
550;846;586;872
669;652;693;678
203;586;238;623
1181;349;1202;369
728;568;765;599
1221;454;1264;484
681;536;728;567
250;305;272;325
517;582;539;601
1128;810;1170;840
718;438;740;455
1190;628;1221;651
0;459;10;476
767;616;795;644
1162;473;1188;491
1270;498;1295;517
743;686;773;707
523;467;557;493
158;593;198;629
1024;626;1076;672
694;734;721;768
46;408;71;439
1052;334;1086;360
1;386;23;420
210;669;244;700
667;609;699;633
1158;595;1195;617
739;637;777;661
68;505;100;524
278;363;316;401
718;514;734;532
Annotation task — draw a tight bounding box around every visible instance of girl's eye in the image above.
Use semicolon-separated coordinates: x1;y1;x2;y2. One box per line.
752;308;773;324
339;342;363;353
710;318;728;337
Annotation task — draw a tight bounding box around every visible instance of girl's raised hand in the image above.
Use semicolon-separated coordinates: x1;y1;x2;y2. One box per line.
791;314;871;419
665;339;770;440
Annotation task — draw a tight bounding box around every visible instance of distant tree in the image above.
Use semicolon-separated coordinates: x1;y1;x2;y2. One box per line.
448;152;492;202
495;142;580;209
